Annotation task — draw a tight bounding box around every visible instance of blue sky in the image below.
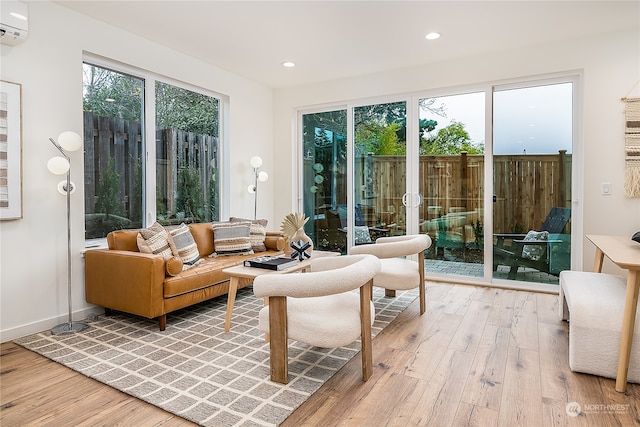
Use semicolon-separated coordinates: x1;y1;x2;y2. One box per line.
423;83;573;155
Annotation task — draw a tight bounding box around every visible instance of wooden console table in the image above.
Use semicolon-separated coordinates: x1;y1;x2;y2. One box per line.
586;234;640;392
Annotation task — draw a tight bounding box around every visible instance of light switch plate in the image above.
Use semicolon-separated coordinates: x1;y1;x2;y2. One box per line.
601;182;611;195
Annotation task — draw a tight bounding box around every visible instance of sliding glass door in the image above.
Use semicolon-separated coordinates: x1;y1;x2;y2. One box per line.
353;101;408;244
492;82;573;284
301;109;348;253
299;75;577;287
418;92;486;278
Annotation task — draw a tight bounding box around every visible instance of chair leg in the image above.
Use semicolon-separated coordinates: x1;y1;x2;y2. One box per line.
360;279;373;381
418;250;426;315
385;289;396;297
268;296;289;384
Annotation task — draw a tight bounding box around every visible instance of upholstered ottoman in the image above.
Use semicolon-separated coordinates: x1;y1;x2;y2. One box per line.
559;270;640;383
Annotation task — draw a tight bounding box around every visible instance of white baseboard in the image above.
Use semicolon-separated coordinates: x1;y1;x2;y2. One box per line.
1;306;104;343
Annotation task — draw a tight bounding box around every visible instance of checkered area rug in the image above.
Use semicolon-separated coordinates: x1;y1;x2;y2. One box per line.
15;286;417;426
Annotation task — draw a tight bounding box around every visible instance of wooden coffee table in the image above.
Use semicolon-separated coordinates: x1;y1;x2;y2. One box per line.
222;250;339;332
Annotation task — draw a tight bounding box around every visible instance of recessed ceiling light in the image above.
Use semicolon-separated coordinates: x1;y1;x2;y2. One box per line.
282;61;296;68
425;32;441;40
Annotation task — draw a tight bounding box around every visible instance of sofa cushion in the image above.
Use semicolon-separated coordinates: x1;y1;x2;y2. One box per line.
165;256;184;276
230;217;268;252
168;223;202;268
211;221;254;256
138;222;173;257
188;222;215;257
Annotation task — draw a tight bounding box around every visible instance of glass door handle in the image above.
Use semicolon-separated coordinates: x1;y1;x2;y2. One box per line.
402;193;422;208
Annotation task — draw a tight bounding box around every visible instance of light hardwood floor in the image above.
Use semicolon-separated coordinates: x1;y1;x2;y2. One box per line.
2;282;639;426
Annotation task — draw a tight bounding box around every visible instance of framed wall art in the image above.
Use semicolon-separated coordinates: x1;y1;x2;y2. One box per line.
0;80;23;220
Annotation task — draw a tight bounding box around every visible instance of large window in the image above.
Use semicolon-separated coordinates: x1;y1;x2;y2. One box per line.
155;82;220;225
83;61;221;240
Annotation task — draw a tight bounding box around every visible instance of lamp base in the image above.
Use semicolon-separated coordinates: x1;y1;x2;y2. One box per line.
51;321;89;335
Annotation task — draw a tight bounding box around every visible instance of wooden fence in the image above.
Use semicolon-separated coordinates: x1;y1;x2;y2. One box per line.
83;113;218;228
353;151;572;233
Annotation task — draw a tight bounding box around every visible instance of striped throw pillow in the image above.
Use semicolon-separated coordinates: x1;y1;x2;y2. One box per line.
211;221;254;256
168;223;202;268
230;217;268;252
137;221;173;258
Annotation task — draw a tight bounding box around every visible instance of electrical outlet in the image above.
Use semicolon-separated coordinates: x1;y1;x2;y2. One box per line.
601;182;611;195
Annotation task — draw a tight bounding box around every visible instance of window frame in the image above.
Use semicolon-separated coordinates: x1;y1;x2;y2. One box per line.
82;53;229;242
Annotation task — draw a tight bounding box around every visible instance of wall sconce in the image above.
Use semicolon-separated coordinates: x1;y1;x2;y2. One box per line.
247;155;268;219
47;131;88;335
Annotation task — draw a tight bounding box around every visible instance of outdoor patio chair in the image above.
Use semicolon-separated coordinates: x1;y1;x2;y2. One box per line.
322;205;390;251
253;254;381;384
493;207;571;279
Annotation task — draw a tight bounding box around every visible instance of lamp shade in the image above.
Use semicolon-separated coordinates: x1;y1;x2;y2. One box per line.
247;184;256;194
250;155;263;169
258;171;269;182
57;180;76;195
57;131;82;152
47;156;70;175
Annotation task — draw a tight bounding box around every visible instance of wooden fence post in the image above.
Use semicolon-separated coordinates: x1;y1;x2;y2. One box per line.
460;152;468;211
558;149;567;207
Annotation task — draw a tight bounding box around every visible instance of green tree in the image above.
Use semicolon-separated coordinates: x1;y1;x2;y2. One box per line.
155;82;219;135
96;158;124;216
83;65;143;120
420;121;484;155
176;167;203;221
356;122;406;155
83;64;219;135
208;170;219;222
130;158;143;227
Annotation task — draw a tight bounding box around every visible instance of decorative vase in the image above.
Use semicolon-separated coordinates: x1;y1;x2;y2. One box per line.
285;227;314;256
281;212;312;256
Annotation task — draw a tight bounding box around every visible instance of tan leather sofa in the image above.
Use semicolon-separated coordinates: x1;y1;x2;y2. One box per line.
85;222;285;330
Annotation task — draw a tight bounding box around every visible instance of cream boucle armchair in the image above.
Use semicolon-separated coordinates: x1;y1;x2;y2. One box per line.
350;234;432;315
253;254;381;384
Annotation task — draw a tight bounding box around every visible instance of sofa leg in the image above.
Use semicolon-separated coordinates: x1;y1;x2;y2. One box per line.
104;308;113;317
159;314;166;331
385;289;396;297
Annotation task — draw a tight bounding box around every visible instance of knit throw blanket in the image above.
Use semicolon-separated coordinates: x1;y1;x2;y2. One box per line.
624;97;640;198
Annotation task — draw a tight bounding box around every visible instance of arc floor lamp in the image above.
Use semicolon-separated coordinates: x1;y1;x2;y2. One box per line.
47;131;88;334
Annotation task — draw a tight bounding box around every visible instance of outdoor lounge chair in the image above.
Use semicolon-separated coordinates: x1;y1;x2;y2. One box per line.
493;207;571;279
322;204;389;252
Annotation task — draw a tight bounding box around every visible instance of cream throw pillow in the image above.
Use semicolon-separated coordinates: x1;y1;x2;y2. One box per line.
211;221;254;256
230;217;268;252
168;223;203;268
137;221;173;258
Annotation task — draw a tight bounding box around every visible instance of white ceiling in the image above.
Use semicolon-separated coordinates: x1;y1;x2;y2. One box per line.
56;1;640;89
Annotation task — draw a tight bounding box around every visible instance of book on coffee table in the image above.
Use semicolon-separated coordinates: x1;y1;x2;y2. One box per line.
244;256;299;271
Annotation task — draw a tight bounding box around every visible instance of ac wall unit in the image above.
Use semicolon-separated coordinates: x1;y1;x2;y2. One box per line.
0;1;28;46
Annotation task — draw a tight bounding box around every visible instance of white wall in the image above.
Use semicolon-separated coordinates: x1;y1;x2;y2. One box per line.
272;28;640;278
0;1;274;341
